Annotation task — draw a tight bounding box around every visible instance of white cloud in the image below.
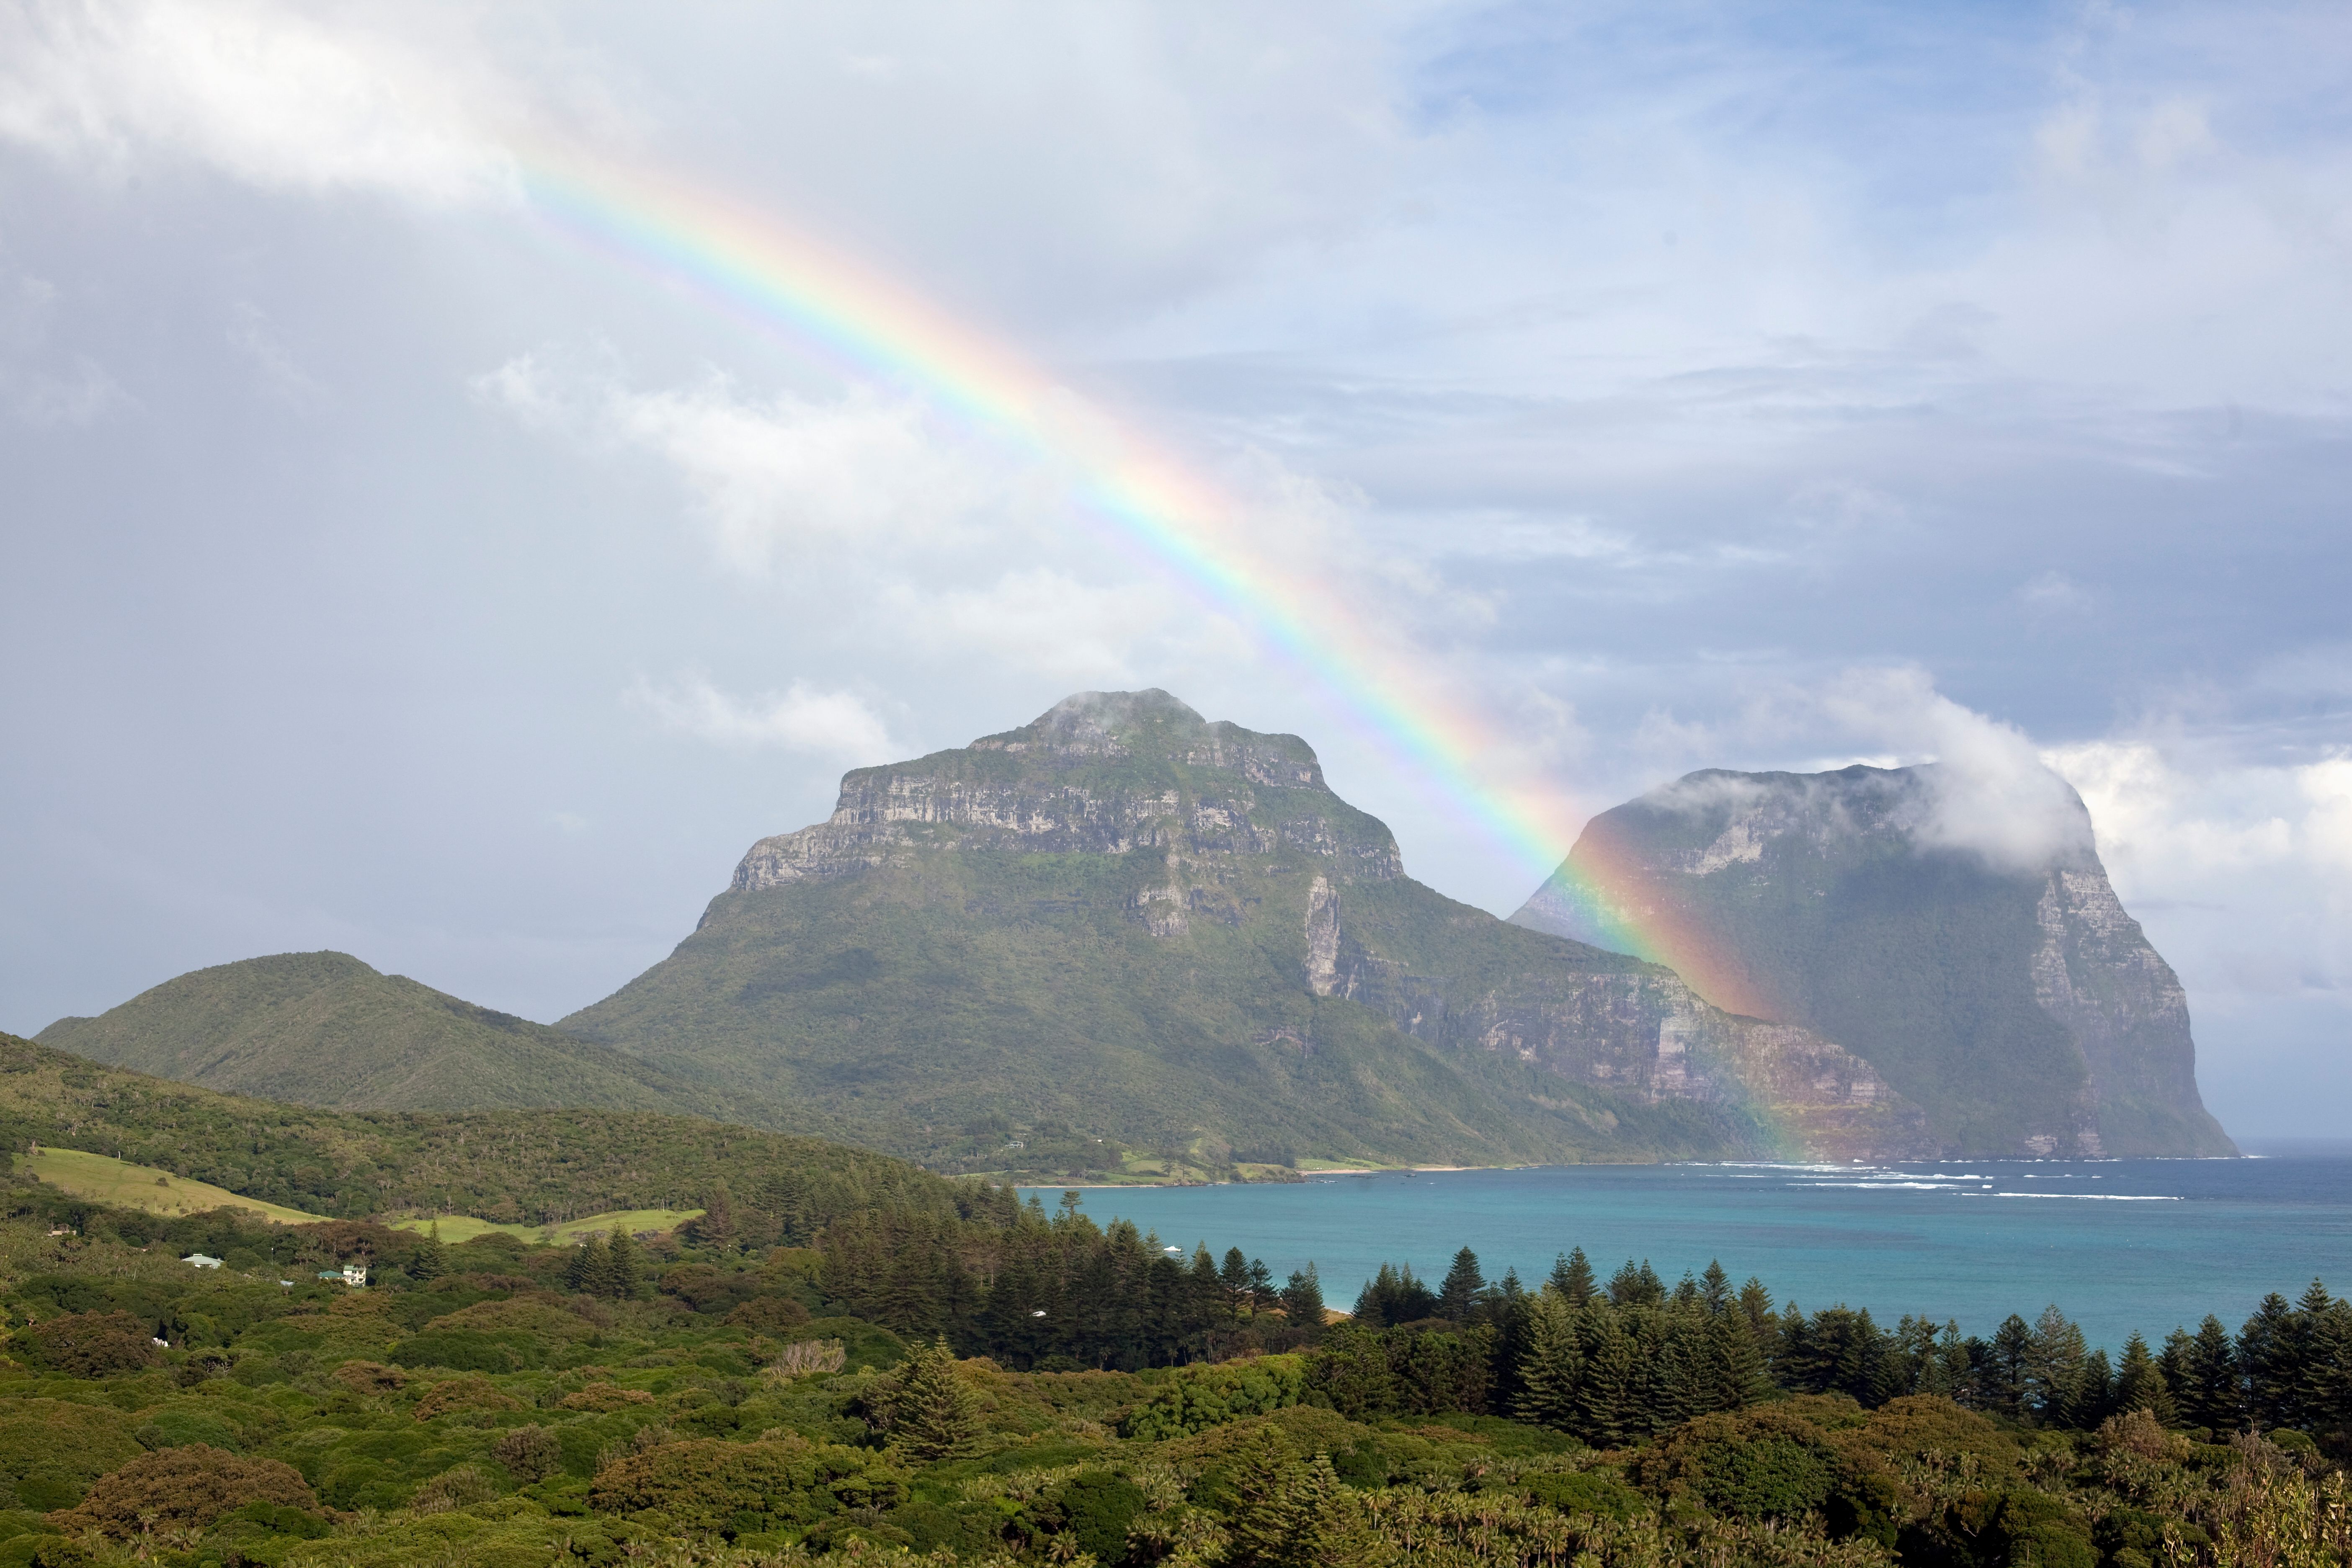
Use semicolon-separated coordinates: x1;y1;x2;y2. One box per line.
882;570;1188;686
0;0;516;202
473;356;1036;574
598;380;1008;575
626;675;897;761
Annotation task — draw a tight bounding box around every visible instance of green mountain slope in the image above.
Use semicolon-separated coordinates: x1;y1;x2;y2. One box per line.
1509;765;2236;1158
562;691;1933;1170
0;1029;977;1227
38;951;711;1116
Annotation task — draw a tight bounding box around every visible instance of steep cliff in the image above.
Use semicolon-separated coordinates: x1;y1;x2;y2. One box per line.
1509;764;2235;1158
565;692;1933;1169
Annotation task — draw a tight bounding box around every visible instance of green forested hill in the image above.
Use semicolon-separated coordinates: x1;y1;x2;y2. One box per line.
0;1031;980;1227
37;951;712;1117
560;691;1933;1173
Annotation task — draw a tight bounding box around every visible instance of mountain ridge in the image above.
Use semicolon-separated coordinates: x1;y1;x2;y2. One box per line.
38;950;721;1118
560;690;1934;1170
1508;762;2234;1158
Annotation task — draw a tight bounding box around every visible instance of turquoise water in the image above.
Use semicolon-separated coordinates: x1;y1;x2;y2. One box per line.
1030;1148;2352;1353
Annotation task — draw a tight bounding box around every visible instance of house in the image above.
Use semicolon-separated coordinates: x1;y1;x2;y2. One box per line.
182;1254;223;1269
316;1264;369;1287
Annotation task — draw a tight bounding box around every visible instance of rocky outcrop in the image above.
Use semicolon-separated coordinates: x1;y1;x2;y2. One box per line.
731;691;1402;897
1510;764;2235;1158
578;691;1938;1167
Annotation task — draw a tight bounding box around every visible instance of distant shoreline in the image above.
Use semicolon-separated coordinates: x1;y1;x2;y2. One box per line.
1020;1163;1504;1189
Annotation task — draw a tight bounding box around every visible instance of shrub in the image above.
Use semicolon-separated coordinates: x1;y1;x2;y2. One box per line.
589;1437;904;1535
17;1312;156;1379
1122;1356;1305;1439
333;1362;409;1395
1638;1408;1841;1522
764;1338;847;1385
408;1464;498;1515
390;1328;543;1373
492;1426;564;1485
48;1445;315;1538
560;1384;655;1411
1053;1470;1148;1565
0;1402;144;1508
410;1376;526;1422
726;1296;812;1334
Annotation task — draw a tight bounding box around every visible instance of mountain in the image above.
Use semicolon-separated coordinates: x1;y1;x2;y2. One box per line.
0;1028;968;1226
561;690;1934;1171
38;951;712;1117
1509;764;2235;1158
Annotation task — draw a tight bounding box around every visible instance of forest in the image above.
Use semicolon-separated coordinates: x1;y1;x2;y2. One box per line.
0;1170;2344;1568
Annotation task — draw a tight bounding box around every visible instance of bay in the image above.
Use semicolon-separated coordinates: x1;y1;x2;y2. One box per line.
1031;1144;2352;1353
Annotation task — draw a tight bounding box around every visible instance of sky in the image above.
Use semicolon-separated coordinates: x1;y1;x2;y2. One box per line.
1;0;2347;1135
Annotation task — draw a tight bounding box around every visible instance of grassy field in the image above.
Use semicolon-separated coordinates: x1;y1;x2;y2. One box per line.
389;1207;704;1245
20;1146;332;1224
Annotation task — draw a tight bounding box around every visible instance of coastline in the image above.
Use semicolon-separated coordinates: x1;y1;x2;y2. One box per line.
1018;1163;1510;1189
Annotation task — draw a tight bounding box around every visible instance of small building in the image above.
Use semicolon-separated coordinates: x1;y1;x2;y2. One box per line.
317;1264;368;1287
182;1254;223;1269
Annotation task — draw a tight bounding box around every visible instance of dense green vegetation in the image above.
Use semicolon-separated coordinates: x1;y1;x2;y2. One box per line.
0;1032;980;1226
37;951;724;1119
0;1166;2342;1568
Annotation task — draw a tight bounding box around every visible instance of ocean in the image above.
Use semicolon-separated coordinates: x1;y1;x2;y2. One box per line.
1028;1145;2352;1353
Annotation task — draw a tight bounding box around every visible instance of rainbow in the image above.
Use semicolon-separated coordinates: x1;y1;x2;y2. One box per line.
513;151;1717;990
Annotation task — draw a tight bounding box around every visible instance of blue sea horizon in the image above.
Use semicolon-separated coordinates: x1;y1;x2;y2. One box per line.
1027;1147;2352;1354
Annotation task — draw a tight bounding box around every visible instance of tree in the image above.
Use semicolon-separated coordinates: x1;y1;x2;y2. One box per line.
691;1180;737;1248
2239;1293;2298;1429
873;1338;981;1460
1550;1248;1595;1307
1221;1247;1253;1307
1607;1259;1664;1307
1737;1277;1780;1367
1282;1264;1326;1334
2024;1305;2092;1426
1352;1263;1433;1327
1514;1292;1583;1430
2168;1314;2241;1433
566;1234;610;1295
1983;1315;2035;1419
607;1228;643;1297
410;1221;446;1282
1700;1260;1733;1315
1437;1248;1485;1322
1571;1302;1640;1446
2113;1331;2177;1425
1224;1434;1378;1568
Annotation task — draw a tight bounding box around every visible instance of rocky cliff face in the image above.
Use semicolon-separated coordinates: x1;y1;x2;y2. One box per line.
568;692;1932;1169
1509;764;2235;1158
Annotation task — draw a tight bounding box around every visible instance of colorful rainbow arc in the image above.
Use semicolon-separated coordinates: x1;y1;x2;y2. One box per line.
514;151;1685;975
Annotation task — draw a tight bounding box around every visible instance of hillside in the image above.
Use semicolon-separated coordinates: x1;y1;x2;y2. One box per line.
562;690;1933;1171
0;1030;986;1228
1509;765;2236;1158
37;950;713;1116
